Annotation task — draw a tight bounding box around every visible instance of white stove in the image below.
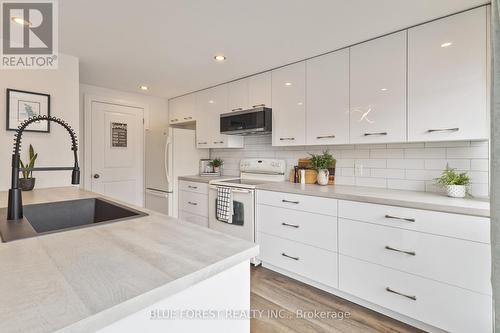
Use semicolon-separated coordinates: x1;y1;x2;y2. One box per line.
208;159;286;265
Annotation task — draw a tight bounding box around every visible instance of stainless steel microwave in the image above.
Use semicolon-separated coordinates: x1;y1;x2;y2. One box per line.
220;107;272;135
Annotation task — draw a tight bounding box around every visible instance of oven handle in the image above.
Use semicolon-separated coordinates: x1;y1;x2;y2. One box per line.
209;185;252;193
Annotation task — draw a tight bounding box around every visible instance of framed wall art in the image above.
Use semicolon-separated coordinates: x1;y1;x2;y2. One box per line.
6;89;51;132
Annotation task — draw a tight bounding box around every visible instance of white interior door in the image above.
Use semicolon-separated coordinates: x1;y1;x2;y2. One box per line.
91;101;144;206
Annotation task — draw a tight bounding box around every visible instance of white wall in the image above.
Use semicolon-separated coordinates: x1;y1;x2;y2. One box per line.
211;136;490;198
0;54;80;190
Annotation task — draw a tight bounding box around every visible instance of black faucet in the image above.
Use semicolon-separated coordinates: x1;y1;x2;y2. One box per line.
7;115;80;220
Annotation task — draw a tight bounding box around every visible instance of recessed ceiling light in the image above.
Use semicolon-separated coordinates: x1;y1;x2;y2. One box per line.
12;17;31;26
284;82;292;86
441;42;452;48
380;88;388;91
214;55;226;62
208;100;215;104
139;85;148;91
297;102;303;106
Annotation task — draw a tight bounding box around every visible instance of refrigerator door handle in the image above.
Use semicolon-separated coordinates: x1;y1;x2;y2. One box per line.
164;135;172;186
146;189;169;198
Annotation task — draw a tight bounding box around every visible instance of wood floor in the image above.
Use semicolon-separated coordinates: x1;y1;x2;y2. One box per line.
250;266;426;333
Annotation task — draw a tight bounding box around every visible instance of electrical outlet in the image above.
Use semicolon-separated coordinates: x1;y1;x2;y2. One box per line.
355;162;364;176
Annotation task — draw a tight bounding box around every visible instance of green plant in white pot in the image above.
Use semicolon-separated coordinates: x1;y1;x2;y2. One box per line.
309;150;336;186
435;165;471;198
209;158;224;173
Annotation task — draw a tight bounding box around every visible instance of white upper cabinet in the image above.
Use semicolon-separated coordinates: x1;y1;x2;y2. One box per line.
248;72;272;108
350;31;407;144
227;79;249;112
408;7;488;142
169;94;196;125
272;62;306;146
195;86;244;149
306;49;350;145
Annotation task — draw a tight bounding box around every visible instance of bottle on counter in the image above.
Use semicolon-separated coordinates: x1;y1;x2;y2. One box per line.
294;166;299;183
300;169;306;184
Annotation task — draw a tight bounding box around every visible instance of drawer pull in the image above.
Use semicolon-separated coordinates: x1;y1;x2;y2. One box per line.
213;141;224;144
198;142;208;145
385;287;417;301
364;132;388;136
281;252;299;261
187;201;198;206
282;222;300;228
184;116;193;120
188;185;198;189
385;214;415;223
427;127;459;133
316;135;336;139
171;118;179;122
282;199;299;204
279;137;295;141
385;245;416;256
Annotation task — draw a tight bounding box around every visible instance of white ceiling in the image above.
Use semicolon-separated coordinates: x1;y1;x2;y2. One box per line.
59;0;488;99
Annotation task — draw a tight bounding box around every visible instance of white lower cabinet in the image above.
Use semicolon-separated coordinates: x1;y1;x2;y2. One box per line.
339;255;492;333
178;180;209;227
256;189;492;332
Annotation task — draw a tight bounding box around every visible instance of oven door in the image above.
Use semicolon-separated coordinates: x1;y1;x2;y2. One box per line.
208;185;255;243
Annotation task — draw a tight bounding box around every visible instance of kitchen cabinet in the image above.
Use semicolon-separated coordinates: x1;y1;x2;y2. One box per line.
195;86;244;149
350;31;407;144
248;72;272;108
408;7;488;142
271;62;306;146
169;94;196;125
306;49;350;145
227;78;249;112
178;180;209;227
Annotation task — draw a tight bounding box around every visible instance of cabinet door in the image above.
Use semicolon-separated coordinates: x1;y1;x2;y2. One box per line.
248;72;272;108
350;31;407;143
272;62;306;146
169;94;196;125
227;79;249;112
306;49;350;145
195;90;212;148
408;7;488;142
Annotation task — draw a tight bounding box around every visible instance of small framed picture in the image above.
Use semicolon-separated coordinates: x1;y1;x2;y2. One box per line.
6;89;51;132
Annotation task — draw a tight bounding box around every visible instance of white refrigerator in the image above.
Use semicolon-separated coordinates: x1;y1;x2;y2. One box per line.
145;127;208;217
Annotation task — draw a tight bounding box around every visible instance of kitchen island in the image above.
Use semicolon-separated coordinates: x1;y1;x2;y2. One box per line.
0;187;258;333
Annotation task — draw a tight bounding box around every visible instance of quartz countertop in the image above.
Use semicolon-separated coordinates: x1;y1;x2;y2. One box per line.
178;175;237;184
0;187;258;333
256;182;490;218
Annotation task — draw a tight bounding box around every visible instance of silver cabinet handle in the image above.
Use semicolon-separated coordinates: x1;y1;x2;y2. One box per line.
198;142;208;145
187;201;198;206
386;287;417;301
316;135;336;139
213;141;224;144
385;214;416;223
170;118;179;122
364;132;388;136
427;128;459;133
252;104;266;108
282;222;300;228
231;107;243;112
385;245;416;256
281;252;299;261
183;116;193;120
282;199;299;204
279;137;295;141
188;185;198;189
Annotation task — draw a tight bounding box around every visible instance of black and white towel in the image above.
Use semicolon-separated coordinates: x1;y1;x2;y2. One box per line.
216;186;233;223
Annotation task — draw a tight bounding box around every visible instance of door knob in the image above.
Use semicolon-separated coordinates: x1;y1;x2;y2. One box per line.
93;174;100;179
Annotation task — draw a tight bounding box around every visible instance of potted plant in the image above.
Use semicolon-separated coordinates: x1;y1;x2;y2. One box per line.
309;150;336;186
19;144;38;191
209;158;224;173
435;165;471;198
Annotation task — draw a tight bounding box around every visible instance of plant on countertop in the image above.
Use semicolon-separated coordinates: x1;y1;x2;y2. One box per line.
18;144;38;191
309;150;336;186
434;165;471;198
209;158;224;168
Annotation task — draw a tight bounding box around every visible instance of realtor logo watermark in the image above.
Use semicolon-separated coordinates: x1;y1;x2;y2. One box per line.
1;0;58;69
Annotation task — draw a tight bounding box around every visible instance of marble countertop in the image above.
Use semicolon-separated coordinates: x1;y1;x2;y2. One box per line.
256;182;490;217
0;187;258;333
178;175;237;184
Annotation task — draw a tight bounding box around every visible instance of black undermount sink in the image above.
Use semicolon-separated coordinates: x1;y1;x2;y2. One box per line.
0;198;148;242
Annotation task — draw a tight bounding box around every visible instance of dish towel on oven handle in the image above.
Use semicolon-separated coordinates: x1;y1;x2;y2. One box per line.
216;186;233;223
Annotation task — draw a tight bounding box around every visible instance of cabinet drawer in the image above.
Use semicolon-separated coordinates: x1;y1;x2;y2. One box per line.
179;181;208;195
339;218;491;295
338;200;490;243
258;232;338;288
179;210;208;228
257;204;337;251
257;190;337;216
339;255;492;333
179;191;208;217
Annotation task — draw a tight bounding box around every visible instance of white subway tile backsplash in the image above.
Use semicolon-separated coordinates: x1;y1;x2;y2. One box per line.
211;140;489;197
